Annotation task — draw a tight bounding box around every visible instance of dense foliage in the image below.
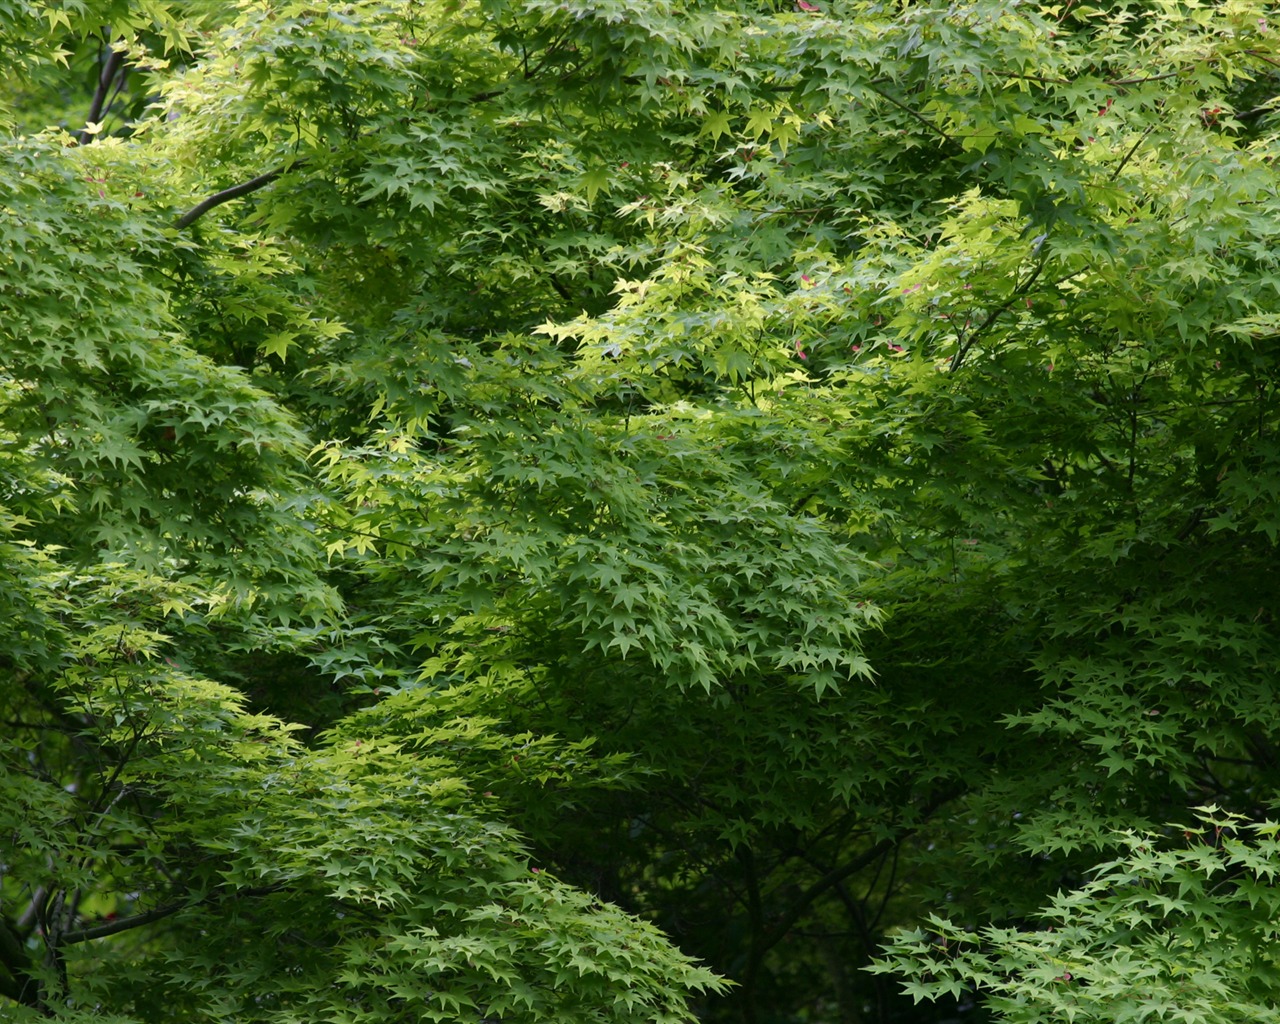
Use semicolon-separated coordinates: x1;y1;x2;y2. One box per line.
2;1;1280;1022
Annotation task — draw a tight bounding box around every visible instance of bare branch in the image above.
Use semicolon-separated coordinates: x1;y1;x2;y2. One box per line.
1105;71;1184;86
79;43;126;146
753;785;964;962
0;916;38;1008
0;971;26;1006
868;84;954;143
1110;124;1157;182
59;902;185;945
175;167;294;230
950;255;1049;373
60;885;283;945
172;77;509;230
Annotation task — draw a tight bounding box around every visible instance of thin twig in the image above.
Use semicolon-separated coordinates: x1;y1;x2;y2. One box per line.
950;257;1048;372
1245;49;1280;72
869;84;954;143
1110;124;1156;182
752;786;964;962
996;70;1186;89
1106;71;1184;86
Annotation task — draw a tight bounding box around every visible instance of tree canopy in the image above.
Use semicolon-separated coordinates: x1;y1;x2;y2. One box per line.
3;1;1280;1022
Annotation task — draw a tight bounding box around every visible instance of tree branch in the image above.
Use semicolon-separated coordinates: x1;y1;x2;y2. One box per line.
172;80;505;230
0;916;39;1008
949;255;1048;372
60;885;282;945
868;84;954;143
753;786;964;961
1110;124;1156;182
59;902;185;945
79;43;126;146
0;971;26;1007
174;167;294;230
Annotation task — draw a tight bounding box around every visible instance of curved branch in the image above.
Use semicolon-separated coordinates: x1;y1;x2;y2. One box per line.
175;166;295;230
60;902;185;945
59;885;283;946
